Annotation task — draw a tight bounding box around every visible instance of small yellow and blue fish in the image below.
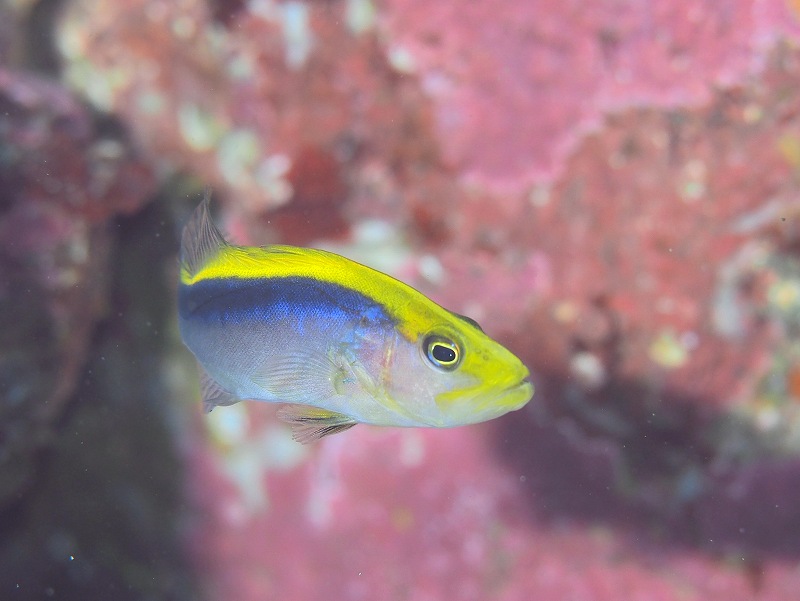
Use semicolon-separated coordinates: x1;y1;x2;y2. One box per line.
178;195;533;443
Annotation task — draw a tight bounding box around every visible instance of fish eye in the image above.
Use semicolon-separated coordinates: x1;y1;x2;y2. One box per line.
423;335;461;371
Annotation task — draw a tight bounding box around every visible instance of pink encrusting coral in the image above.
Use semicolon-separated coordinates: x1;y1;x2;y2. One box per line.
47;0;800;599
185;405;800;601
57;0;444;226
379;0;800;191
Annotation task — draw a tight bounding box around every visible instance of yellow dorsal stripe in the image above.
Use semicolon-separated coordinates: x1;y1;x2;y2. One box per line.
181;244;451;340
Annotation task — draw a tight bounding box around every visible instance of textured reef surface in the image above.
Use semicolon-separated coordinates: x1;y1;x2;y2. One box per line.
0;67;155;509
3;0;800;599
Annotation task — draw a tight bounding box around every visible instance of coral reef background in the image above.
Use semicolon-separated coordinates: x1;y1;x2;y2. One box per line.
2;0;800;599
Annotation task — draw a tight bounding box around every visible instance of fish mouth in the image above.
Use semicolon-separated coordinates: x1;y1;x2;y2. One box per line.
505;375;531;392
436;374;534;424
492;376;534;412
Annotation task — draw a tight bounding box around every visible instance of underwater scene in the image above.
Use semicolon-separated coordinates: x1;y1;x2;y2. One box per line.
3;1;800;599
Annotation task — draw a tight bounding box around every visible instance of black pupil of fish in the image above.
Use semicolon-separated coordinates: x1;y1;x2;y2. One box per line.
432;343;457;363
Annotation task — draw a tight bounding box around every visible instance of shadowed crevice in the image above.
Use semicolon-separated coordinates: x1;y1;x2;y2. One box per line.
496;370;800;561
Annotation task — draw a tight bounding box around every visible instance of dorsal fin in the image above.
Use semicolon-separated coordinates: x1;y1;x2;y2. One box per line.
180;189;229;277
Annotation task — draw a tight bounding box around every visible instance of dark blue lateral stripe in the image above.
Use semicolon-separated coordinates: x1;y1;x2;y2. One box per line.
178;276;393;325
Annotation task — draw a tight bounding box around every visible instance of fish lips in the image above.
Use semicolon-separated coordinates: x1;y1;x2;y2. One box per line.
499;376;534;412
461;375;534;423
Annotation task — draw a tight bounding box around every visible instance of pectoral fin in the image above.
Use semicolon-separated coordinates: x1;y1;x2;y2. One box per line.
199;367;241;413
249;351;341;403
276;404;357;444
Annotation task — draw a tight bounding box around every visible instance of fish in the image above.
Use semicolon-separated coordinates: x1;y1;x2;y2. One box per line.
178;194;533;443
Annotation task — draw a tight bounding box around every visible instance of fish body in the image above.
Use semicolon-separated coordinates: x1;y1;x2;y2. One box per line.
178;195;533;442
